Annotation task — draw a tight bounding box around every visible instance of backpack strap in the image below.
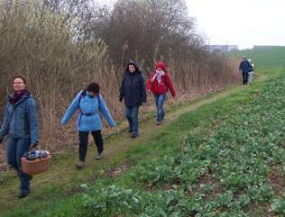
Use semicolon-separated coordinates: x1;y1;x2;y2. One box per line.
78;90;86;125
78;90;88;109
97;95;102;119
79;90;87;101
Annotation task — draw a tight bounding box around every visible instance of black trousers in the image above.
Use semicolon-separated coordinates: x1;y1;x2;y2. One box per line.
78;130;103;162
242;72;248;85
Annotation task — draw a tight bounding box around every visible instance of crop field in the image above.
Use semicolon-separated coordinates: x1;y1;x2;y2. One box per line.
67;72;285;217
236;46;285;70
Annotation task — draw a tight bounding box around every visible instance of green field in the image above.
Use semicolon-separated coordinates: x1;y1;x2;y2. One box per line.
1;47;285;217
234;46;285;70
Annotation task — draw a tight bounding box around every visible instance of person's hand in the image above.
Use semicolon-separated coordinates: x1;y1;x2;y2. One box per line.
31;141;39;149
109;123;116;128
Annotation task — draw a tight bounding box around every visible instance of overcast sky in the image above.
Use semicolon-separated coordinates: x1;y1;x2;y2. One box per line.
186;0;285;49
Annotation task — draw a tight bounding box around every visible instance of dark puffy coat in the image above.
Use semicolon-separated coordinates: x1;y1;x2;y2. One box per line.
239;60;251;73
119;62;147;106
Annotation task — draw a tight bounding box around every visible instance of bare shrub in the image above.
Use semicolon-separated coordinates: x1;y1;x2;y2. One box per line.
0;0;120;150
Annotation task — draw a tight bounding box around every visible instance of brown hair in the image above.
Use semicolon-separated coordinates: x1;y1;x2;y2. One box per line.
13;75;27;85
86;82;100;93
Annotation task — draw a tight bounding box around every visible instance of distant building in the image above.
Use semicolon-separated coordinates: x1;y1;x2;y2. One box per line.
253;45;285;49
207;45;239;52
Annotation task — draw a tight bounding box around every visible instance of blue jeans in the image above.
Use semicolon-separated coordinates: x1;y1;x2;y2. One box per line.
154;93;166;123
7;137;31;193
125;106;139;135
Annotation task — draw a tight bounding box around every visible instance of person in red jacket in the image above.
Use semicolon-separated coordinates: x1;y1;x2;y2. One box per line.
147;62;175;125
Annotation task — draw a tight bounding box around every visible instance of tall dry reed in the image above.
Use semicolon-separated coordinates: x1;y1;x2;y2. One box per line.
0;0;239;165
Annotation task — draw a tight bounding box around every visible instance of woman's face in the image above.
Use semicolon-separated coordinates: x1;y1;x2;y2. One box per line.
88;91;97;98
129;65;136;73
13;78;26;92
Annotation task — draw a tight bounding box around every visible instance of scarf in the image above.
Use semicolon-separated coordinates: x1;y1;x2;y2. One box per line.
11;90;27;105
151;69;165;84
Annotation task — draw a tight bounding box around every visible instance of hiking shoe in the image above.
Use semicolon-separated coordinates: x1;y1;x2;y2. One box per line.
18;190;30;198
156;121;161;125
131;133;138;138
96;152;104;160
75;161;85;169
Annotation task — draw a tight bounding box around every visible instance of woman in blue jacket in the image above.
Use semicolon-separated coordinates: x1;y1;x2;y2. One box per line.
61;82;115;169
0;76;39;198
119;62;147;138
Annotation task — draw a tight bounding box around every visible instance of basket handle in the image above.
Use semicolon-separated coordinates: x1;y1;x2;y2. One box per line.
30;143;40;151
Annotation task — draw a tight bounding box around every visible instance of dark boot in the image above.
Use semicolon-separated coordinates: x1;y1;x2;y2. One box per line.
18;172;30;198
18;190;30;198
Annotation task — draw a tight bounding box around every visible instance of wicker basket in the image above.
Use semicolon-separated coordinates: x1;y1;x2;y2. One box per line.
21;154;51;175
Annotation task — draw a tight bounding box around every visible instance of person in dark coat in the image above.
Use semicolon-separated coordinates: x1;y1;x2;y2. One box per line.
247;59;254;85
0;76;39;198
239;56;251;85
119;62;147;138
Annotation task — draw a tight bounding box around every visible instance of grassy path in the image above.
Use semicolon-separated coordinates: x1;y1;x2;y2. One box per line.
0;73;268;216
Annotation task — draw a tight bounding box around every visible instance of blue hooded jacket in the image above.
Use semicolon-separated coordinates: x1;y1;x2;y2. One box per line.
0;90;39;145
119;62;147;106
61;91;115;132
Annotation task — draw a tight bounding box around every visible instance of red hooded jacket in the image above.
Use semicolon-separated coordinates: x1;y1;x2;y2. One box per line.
146;62;175;97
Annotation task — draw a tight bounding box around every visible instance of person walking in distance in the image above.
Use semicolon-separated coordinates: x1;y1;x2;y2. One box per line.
0;76;39;198
247;59;254;85
239;56;251;85
147;61;175;125
119;62;147;138
61;82;115;169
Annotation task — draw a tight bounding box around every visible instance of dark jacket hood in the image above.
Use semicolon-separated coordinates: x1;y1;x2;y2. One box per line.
125;61;140;74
